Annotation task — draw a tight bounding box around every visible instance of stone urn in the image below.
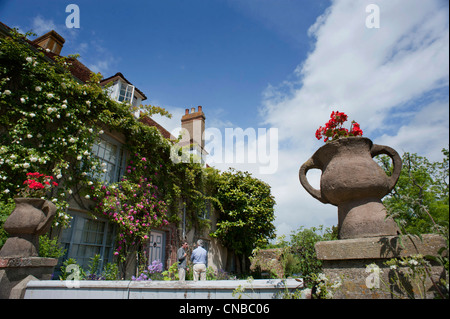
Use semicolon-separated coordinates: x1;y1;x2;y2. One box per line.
0;198;56;257
299;137;402;239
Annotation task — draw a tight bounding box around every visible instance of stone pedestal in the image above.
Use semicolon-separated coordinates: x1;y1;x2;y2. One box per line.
0;257;57;299
315;234;447;299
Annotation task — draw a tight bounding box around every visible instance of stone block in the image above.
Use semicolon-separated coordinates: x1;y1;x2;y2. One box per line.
315;234;447;299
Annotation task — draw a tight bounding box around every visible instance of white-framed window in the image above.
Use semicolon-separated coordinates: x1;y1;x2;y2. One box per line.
91;134;126;184
118;82;134;103
59;211;116;271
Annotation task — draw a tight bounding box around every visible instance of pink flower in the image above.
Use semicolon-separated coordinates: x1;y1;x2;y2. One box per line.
141;157;147;162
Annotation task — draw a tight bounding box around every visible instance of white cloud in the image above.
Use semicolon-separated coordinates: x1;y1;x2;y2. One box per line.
85;40;120;76
30;15;78;43
31;16;57;35
257;0;449;238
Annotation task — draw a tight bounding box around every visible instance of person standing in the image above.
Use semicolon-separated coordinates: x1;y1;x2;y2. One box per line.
190;239;207;281
177;241;189;281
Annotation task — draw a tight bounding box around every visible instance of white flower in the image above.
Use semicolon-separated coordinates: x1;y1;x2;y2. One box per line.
46;93;54;99
61;104;67;109
390;265;397;270
83;150;90;156
86;100;91;106
3;90;11;95
30;156;38;162
99;130;104;134
69;137;76;143
23;162;30;168
10;154;17;160
27;134;33;138
45;48;50;53
331;279;342;289
20;97;26;103
88;181;93;185
56;174;62;179
3;189;10;194
29;113;36;118
26;57;33;63
409;259;419;266
318;273;328;282
68;189;73;194
47;107;54;114
35;86;42;92
85;195;90;199
77;155;82;161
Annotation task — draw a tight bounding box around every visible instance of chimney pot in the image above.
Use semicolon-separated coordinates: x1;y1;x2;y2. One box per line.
191;107;195;114
185;108;189;115
198;106;202;112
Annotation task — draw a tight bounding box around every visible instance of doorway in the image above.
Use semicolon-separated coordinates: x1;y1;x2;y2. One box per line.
148;231;165;266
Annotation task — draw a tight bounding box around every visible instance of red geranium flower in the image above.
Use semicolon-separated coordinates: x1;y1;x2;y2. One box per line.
316;110;363;142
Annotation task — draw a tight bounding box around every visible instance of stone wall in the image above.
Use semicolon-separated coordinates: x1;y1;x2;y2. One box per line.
0;257;57;299
315;234;447;299
250;248;284;279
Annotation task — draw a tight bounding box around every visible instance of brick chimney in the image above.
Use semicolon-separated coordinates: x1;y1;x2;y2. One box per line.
32;30;65;55
181;106;206;159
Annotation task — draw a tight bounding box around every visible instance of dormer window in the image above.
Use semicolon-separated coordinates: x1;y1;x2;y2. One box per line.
118;82;135;103
99;72;147;118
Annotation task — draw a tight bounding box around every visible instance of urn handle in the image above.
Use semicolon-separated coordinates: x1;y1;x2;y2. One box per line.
370;144;403;192
35;200;57;235
299;158;329;204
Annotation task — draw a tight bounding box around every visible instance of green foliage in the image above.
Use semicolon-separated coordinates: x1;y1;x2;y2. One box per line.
210;168;276;270
101;262;120;280
0;199;14;249
38;234;66;258
59;255;119;280
380;149;449;234
59;258;85;280
376;149;449;299
162;261;179;281
288;225;337;281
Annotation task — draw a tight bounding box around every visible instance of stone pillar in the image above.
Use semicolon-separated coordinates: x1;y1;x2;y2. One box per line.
0;257;57;299
315;234;447;299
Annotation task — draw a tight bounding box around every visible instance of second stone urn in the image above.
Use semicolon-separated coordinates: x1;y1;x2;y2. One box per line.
0;198;56;257
299;137;402;239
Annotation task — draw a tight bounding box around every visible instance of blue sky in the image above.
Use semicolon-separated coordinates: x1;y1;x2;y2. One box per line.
1;0;449;238
0;0;329;130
